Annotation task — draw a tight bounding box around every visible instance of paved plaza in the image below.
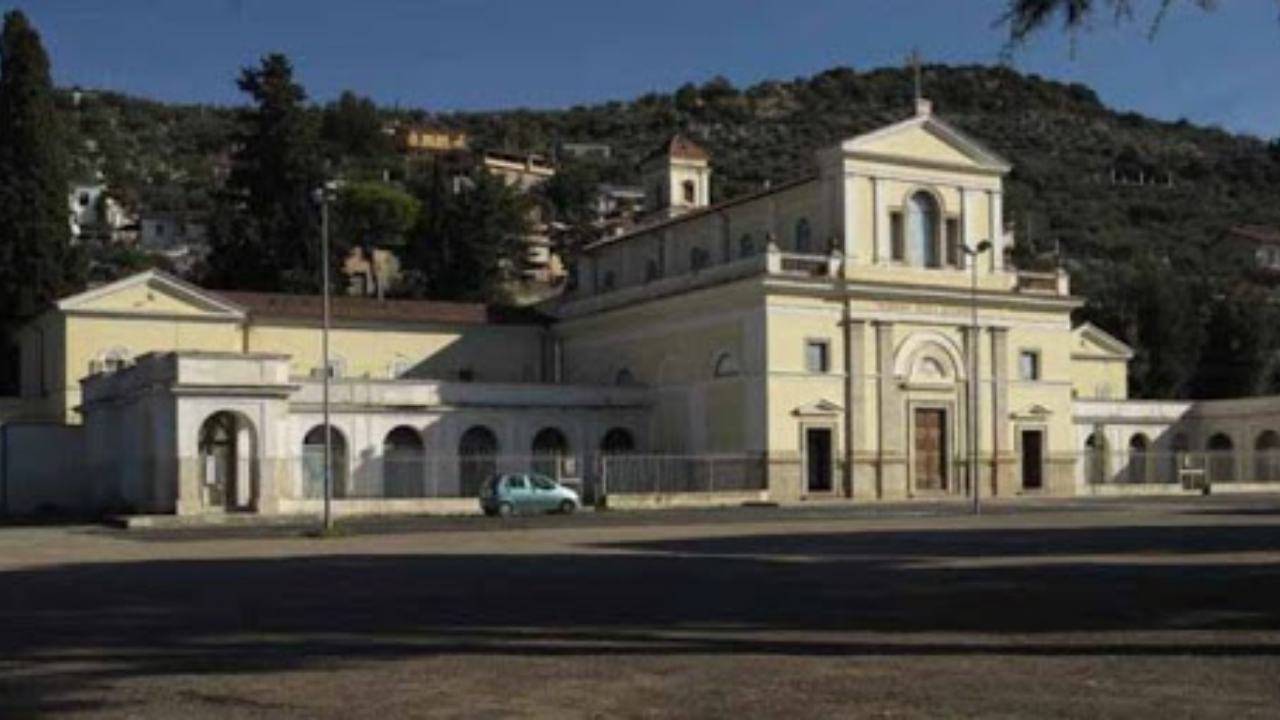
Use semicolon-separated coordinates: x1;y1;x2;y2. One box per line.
2;497;1280;718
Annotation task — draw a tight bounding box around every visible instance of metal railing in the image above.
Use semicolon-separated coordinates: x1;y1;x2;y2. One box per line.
1083;450;1280;487
295;450;587;500
600;454;767;496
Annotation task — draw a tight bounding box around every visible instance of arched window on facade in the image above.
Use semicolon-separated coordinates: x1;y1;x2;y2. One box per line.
1255;430;1280;483
1127;433;1150;484
91;347;132;375
1207;432;1235;484
303;425;348;499
532;427;571;479
713;351;740;378
615;368;636;386
459;426;499;497
1084;431;1108;485
906;191;941;268
601;428;636;454
794;218;812;254
682;180;696;204
383;426;424;498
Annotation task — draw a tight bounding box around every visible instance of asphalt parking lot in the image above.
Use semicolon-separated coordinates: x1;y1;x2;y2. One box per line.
3;496;1280;718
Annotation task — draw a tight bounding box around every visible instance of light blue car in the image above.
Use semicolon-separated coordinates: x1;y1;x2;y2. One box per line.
480;473;581;517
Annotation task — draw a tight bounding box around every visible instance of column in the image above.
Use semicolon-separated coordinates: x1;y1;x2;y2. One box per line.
875;321;906;499
841;171;858;263
846;318;873;499
872;177;888;264
961;325;980;497
989;190;1004;271
990;327;1011;495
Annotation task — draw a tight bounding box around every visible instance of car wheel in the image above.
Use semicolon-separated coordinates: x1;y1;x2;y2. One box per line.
559;500;576;515
497;502;515;518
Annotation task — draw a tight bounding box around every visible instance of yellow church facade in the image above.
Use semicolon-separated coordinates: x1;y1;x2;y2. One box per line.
564;99;1104;499
2;100;1179;517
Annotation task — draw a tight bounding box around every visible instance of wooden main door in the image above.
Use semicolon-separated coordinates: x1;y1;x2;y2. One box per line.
914;409;947;492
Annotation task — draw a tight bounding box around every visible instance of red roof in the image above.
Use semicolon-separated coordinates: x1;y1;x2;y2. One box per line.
215;291;545;326
1229;225;1280;245
644;134;710;163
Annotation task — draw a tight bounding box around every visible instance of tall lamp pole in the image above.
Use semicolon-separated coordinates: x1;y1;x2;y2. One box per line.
315;182;337;532
961;240;992;516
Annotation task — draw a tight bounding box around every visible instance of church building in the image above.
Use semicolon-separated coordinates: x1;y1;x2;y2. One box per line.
4;99;1274;518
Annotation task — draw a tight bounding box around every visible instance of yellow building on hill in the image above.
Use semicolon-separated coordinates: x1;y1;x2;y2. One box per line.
6;99;1276;519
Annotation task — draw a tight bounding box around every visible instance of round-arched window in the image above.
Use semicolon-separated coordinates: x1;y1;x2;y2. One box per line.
907;191;941;267
713;351;740;378
794;218;812;254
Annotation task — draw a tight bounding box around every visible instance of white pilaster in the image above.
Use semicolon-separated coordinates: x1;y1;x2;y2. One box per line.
841;170;858;262
989;190;1004;271
872;176;887;264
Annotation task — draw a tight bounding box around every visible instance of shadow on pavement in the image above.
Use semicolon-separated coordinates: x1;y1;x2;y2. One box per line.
2;523;1279;715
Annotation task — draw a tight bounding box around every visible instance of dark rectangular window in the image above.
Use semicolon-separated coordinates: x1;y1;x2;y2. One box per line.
805;340;830;374
890;211;905;261
1019;350;1041;381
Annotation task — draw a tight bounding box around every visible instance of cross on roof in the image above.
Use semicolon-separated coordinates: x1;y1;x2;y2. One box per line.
906;48;923;102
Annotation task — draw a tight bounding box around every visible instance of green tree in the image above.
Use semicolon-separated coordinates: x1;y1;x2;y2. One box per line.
332;180;420;296
203;54;325;292
1192;285;1280;398
537;159;600;281
0;10;83;392
400;164;530;302
999;0;1222;47
321;90;390;162
1126;256;1205;398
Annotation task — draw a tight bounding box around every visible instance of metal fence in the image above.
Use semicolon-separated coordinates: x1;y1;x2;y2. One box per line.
600;454;768;496
297;449;590;500
1083;450;1280;487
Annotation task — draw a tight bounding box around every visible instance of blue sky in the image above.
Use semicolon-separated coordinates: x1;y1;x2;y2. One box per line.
10;0;1280;138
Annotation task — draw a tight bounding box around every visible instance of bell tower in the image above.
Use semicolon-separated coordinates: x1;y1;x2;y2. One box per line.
641;134;711;220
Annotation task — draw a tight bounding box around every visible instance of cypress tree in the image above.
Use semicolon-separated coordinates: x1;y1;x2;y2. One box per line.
203;53;324;292
0;10;82;392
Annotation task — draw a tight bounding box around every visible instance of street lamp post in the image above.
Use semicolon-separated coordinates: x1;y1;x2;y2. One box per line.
961;240;992;515
315;182;337;532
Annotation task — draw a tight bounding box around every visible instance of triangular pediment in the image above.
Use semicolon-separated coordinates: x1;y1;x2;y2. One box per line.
843;113;1010;173
1072;322;1134;360
1011;403;1054;420
57;269;246;320
792;399;842;417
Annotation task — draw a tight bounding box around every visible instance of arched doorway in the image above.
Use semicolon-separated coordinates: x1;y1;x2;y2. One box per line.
383;426;424;498
1207;433;1234;484
1255;430;1280;483
1084;431;1108;485
1127;434;1150;484
303;425;349;499
459;425;499;497
198;411;257;510
531;427;570;480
